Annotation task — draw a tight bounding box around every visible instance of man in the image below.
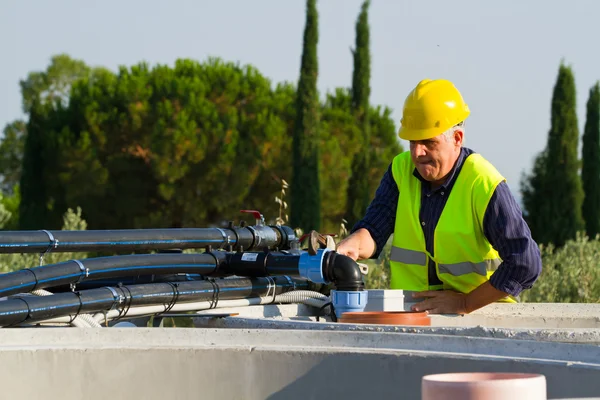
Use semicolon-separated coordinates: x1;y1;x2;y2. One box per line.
336;78;542;315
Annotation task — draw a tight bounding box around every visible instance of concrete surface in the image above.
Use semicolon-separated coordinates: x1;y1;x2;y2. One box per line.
192;302;600;344
0;328;598;400
6;297;600;399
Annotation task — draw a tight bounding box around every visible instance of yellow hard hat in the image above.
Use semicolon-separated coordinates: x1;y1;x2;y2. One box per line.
398;79;470;141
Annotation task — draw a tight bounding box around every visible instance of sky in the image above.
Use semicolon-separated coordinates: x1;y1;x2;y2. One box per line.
2;0;600;205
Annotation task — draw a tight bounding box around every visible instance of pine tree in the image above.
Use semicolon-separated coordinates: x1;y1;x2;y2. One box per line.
345;0;372;229
521;62;584;246
581;82;600;238
290;0;321;233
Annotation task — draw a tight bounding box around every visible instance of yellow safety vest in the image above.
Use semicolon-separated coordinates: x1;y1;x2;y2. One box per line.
390;151;515;302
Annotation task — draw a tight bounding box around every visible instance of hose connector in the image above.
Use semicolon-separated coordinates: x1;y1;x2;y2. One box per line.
331;290;369;318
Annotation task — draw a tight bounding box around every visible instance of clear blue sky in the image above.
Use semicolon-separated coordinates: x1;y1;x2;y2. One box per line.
2;0;600;204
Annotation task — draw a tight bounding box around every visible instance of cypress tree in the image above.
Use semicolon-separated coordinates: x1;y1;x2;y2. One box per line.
291;0;321;233
521;62;584;246
581;82;600;238
19;103;47;229
345;0;372;229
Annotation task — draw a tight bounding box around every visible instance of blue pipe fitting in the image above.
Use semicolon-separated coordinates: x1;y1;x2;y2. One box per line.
298;248;330;284
331;289;368;318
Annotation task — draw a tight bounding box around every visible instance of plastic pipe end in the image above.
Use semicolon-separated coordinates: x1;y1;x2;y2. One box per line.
331;290;369;318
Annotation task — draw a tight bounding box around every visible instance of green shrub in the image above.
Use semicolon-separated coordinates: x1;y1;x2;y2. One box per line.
520;232;600;303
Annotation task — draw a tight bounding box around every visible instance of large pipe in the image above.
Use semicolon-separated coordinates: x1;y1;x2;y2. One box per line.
0;248;365;299
224;248;364;291
0;276;305;327
0;224;297;254
0;252;227;298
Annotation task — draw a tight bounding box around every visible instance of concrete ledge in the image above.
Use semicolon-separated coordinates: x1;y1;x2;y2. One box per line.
0;328;598;399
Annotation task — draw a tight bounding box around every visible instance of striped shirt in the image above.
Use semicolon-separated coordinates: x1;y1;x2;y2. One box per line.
352;147;542;296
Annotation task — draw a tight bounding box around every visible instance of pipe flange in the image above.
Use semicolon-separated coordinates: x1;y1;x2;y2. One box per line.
245;226;260;250
216;228;230;246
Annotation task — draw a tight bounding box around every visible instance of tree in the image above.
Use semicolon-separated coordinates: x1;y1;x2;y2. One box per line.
345;0;372;229
13;53;400;233
0;120;26;194
319;88;402;234
521;62;584;246
17;54;104;229
19;54;91;114
291;0;321;233
581;82;600;238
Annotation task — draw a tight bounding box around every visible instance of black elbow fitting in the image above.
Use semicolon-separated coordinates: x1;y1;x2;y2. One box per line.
322;251;364;291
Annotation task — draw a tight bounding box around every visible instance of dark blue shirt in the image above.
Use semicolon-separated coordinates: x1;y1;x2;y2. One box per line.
352;147;542;297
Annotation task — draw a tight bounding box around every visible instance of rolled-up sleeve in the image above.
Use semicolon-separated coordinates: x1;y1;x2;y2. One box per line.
351;164;398;259
483;181;542;296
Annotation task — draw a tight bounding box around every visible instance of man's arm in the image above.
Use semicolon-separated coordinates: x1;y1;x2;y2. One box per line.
336;164;398;261
483;181;542;298
412;181;542;314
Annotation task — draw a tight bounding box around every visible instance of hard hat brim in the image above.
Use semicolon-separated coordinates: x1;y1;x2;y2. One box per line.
398;126;448;141
398;110;470;141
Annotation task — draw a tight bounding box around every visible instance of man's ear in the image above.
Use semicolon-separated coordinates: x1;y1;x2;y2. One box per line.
453;129;464;146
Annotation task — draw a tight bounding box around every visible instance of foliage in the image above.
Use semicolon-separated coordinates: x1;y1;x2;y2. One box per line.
0;120;26;194
345;0;372;229
291;0;322;233
581;82;600;238
520;233;600;303
361;236;392;289
14;49;400;235
0;186;20;230
521;62;584;246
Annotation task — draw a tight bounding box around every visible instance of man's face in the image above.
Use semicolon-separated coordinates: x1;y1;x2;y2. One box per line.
409;130;463;184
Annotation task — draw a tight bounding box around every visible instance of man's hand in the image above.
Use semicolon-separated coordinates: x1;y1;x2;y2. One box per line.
410;290;468;314
336;228;376;261
410;282;511;315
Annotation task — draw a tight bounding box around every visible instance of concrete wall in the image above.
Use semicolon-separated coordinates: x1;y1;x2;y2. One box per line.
0;328;598;400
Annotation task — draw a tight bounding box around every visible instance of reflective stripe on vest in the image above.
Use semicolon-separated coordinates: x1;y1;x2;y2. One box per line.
390;246;427;266
391;245;501;276
438;258;501;276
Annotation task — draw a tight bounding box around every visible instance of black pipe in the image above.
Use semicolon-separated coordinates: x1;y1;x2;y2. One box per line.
224;249;364;291
322;251;364;291
224;251;302;277
0;252;227;298
0;276;306;327
0;224;298;254
42;273;198;292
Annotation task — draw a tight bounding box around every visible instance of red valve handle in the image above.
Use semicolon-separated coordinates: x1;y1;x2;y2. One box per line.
240;210;262;219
